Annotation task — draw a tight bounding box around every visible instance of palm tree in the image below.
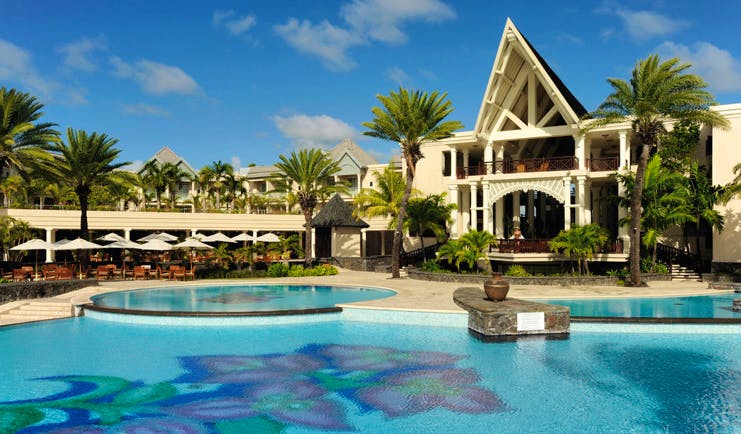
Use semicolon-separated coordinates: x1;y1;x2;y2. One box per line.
163;163;189;208
460;229;496;273
685;162;725;267
141;160;168;209
353;164;418;229
436;238;469;272
271;148;348;266
363;87;463;278
0;175;23;207
0;87;59;181
49;128;132;267
404;193;455;261
207;160;233;210
549;224;609;275
592;55;729;286
721;162;741;204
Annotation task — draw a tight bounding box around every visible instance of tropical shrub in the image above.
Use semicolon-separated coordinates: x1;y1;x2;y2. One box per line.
504;265;530;277
267;262;290;277
435;230;495;273
549;224;609;275
419;261;449;273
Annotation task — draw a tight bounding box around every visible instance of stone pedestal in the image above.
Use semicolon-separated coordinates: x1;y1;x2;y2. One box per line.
453;287;570;341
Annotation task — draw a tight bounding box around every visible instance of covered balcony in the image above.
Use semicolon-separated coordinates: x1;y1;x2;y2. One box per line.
456;156;619;178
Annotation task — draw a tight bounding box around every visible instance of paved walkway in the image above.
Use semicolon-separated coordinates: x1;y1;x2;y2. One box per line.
0;269;731;326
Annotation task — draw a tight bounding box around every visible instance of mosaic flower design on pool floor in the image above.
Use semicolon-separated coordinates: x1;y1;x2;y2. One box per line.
199;290;282;304
0;344;506;433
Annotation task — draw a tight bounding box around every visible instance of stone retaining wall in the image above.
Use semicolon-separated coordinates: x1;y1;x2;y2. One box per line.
333;256;391;272
0;280;98;304
407;269;670;286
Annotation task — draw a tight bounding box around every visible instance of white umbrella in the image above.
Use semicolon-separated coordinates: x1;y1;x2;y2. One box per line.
97;232;127;242
201;232;235;243
139;239;173;251
173;238;213;273
256;232;280;243
53;238;72;247
231;233;254;242
53;238;103;250
106;239;143;249
137;232;178;242
10;238;55;280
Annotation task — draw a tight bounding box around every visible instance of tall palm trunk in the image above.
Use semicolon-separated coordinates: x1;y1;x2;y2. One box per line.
628;144;650;286
78;188;90;272
391;165;415;278
303;207;313;267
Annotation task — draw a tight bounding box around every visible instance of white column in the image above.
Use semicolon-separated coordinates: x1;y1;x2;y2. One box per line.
527;190;535;235
45;228;55;263
512;191;521;227
311;227;316;259
563;177;572;230
356;173;361;193
469;183;478;230
584;179;593;224
448;185;459;238
482;183;491;233
124;228;131;240
461;185;470;234
253;230;258;242
576;176;586;226
484;140;494;174
450;147;457;180
495;197;504;239
574;133;586;170
619;130;630;170
360;228;367;257
585;137;592;169
495;143;504;174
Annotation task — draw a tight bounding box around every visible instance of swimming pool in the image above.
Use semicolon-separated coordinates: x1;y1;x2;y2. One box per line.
538;293;739;320
89;284;396;315
1;312;738;433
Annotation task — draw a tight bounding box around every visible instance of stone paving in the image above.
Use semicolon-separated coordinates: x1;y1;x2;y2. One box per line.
0;269;731;326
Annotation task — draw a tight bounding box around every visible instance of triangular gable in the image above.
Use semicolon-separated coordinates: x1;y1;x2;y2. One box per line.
474;18;586;141
144;146;198;177
335;151;362;176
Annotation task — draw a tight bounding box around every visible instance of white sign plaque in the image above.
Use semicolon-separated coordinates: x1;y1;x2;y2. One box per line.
517;312;545;331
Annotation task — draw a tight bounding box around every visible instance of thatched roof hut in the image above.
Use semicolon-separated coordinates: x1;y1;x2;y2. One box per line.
310;194;369;228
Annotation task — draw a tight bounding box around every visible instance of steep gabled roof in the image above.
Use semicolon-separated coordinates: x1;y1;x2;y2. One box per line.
329;139;378;168
143;146;198;176
310;194;369;228
474;18;587;141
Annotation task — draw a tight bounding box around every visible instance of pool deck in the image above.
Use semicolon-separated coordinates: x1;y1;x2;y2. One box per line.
0;269;733;326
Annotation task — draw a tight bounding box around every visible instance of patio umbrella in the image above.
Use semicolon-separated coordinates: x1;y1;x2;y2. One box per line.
138;239;173;251
231;233;254;242
173;237;214;271
256;232;280;243
137;232;178;242
105;239;143;273
97;232;127;242
201;232;235;243
53;238;104;278
10;238;55;280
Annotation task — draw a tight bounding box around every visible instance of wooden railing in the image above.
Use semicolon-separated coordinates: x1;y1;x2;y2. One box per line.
588;157;619;171
457;156;578;177
492;238;624;254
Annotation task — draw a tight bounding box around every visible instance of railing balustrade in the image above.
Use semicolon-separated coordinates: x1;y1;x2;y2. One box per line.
491;238;624;254
457;156;578;178
588;157;619;171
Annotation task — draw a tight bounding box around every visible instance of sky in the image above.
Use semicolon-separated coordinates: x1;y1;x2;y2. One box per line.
2;0;740;171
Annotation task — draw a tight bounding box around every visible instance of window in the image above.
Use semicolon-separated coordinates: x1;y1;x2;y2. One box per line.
705;136;713;156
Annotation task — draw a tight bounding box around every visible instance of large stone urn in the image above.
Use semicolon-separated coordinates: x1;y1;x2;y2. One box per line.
484;272;509;301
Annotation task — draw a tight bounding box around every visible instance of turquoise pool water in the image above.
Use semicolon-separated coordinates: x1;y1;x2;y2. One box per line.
1;314;738;433
90;284;395;313
538;293;739;319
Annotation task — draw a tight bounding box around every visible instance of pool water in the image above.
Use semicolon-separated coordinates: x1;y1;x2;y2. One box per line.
90;284;395;313
538;293;740;319
1;315;738;433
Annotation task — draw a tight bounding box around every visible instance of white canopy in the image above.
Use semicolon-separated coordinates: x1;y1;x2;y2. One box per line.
97;232;127;242
10;238;55;251
256;232;280;243
53;238;103;251
105;239;144;249
138;232;178;242
231;233;255;242
173;238;214;250
138;239;173;251
201;232;235;243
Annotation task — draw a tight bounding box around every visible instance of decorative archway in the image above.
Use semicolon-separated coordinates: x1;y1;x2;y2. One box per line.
486;179;565;207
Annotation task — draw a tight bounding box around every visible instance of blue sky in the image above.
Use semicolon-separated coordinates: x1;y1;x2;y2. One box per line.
2;0;740;170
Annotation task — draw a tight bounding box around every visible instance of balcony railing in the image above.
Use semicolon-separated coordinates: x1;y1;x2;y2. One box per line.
457;156;578;178
492;239;624;254
587;157;619;171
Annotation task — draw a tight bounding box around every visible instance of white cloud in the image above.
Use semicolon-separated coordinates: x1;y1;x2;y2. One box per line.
213;9;256;35
122;103;171;117
275;0;455;70
273;114;358;147
341;0;455;44
110;56;201;95
57;36;107;72
230;156;241;170
274;19;359;71
0;38;57;96
613;9;690;42
386;66;410;85
657;41;741;93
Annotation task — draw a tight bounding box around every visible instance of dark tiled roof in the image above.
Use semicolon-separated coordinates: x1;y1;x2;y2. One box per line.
310;194;369;228
519;33;588;118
